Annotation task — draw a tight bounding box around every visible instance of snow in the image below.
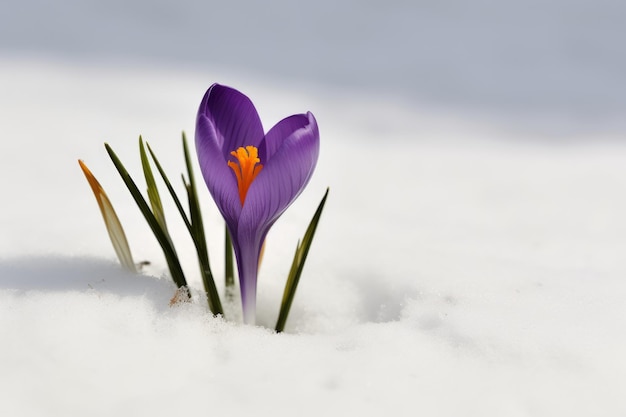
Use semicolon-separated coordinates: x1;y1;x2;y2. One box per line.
2;1;626;415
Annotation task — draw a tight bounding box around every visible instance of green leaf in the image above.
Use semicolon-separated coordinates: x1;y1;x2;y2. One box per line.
182;133;223;315
146;142;193;234
105;143;188;291
139;137;168;233
78;160;136;273
182;132;207;257
146;134;223;316
275;188;329;333
225;225;235;298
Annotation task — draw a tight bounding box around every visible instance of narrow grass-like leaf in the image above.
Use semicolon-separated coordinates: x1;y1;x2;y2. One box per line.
139;137;167;233
78;160;137;273
182;132;208;258
186;178;223;314
275;188;329;333
146;143;192;233
182;133;223;315
182;132;205;252
105;143;188;291
225;226;235;297
146;134;223;315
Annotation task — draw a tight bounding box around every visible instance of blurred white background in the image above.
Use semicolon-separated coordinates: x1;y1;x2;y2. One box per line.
2;0;625;136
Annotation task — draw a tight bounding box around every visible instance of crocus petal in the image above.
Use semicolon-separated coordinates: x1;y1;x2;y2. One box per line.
234;112;319;324
244;111;319;229
195;84;265;231
260;114;313;162
199;84;265;159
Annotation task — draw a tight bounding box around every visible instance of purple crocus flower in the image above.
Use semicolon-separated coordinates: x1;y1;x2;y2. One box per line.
195;84;320;324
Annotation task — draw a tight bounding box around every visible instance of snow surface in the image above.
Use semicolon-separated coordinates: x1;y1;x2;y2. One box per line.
2;56;625;417
2;1;626;415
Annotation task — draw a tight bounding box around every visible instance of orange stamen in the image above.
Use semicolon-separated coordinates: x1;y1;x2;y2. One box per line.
227;146;263;205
